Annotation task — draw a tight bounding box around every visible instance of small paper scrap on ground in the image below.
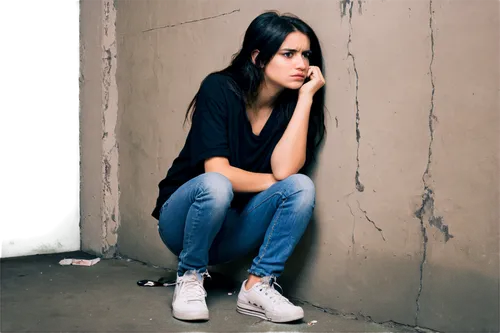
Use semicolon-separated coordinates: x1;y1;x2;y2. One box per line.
307;320;318;326
59;258;101;266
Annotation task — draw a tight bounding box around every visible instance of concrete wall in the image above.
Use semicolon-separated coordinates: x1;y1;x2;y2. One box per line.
81;0;499;331
80;0;120;257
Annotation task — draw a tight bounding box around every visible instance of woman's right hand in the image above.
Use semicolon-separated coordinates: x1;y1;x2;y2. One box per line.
299;65;325;98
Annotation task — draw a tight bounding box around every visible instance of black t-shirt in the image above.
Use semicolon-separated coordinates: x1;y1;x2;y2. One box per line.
152;73;289;220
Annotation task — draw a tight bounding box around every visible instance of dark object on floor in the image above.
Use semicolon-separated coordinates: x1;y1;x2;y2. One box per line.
137;271;239;291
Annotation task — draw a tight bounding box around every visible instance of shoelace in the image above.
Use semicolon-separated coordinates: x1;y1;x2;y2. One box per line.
178;271;210;301
258;276;292;305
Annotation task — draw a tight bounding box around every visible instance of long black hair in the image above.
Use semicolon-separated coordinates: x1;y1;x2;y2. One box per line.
185;11;326;164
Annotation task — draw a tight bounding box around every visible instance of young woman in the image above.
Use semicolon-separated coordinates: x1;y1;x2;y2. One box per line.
152;11;326;323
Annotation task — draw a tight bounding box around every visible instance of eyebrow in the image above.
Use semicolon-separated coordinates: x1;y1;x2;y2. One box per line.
281;48;312;53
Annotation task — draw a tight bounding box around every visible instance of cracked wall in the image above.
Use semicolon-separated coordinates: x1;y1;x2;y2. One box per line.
101;0;120;257
80;0;120;258
87;0;500;331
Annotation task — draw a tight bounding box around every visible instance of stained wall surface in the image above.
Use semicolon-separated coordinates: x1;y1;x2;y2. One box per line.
82;1;499;331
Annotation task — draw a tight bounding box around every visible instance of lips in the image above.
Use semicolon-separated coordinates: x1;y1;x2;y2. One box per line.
291;74;305;79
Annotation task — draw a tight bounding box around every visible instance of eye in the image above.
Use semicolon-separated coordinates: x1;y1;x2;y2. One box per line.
283;52;294;58
303;51;312;59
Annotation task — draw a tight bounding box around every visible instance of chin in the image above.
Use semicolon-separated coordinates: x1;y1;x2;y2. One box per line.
283;82;304;90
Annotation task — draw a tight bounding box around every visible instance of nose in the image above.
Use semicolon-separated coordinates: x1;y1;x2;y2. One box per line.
295;55;307;70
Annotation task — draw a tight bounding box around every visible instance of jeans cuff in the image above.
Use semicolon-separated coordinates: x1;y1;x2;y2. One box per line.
247;267;270;278
178;267;207;276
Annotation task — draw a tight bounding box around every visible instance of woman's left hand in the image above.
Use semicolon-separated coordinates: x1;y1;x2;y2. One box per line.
299;66;325;98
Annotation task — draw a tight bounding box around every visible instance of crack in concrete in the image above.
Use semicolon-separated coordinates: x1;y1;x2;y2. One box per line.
429;215;452;242
413;0;452;243
414;208;428;327
357;0;364;15
357;201;386;241
291;297;439;332
340;0;350;17
250;318;265;326
341;0;361;18
103;1;110;37
142;9;240;33
416;188;454;242
103;159;112;194
101;0;119;258
413;0;436;323
414;0;449;325
346;1;365;192
347;201;356;245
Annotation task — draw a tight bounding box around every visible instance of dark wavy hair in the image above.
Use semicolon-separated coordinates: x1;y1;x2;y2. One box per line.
185;11;326;165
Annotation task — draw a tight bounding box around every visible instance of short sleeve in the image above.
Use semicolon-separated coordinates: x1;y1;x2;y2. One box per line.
189;74;231;168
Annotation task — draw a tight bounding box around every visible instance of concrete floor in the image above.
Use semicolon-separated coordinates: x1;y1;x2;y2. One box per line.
1;251;418;332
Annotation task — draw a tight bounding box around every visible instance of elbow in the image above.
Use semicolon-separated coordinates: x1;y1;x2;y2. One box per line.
204;157;231;175
271;157;306;181
272;166;305;181
273;172;290;181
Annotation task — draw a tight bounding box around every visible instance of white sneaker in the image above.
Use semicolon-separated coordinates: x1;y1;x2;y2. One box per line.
172;270;210;321
236;276;304;323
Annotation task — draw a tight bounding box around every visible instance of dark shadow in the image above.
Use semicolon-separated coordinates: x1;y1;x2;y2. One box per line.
410;261;499;332
278;215;318;296
279;152;322;295
156;269;238;292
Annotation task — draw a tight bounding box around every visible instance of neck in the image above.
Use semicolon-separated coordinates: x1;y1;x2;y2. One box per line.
252;79;283;110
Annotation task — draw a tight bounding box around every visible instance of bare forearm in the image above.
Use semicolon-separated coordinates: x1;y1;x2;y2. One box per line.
271;95;313;180
205;157;276;192
221;166;277;192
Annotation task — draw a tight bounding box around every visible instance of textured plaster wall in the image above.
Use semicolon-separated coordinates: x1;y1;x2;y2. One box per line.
81;0;499;331
80;0;120;257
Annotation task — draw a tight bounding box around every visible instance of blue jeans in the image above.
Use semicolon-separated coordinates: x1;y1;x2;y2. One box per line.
158;172;315;277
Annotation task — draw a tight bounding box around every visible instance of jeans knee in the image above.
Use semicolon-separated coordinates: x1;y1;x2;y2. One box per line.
196;172;234;206
283;174;315;207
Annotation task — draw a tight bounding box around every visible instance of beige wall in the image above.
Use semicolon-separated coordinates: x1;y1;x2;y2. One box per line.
81;0;499;331
80;0;120;257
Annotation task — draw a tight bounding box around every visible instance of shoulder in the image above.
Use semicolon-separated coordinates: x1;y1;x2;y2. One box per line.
201;72;232;86
198;72;241;101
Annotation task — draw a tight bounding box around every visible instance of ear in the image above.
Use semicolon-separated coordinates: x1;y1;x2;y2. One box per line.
251;50;262;67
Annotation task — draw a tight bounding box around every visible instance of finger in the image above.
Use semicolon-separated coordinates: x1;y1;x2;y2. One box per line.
310;68;320;80
313;67;324;81
309;66;321;75
310;67;320;77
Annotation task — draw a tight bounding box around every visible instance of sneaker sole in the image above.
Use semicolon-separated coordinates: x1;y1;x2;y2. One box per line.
236;300;304;323
172;309;209;321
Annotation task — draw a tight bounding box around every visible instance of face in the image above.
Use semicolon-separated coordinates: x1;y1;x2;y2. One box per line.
261;31;311;91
